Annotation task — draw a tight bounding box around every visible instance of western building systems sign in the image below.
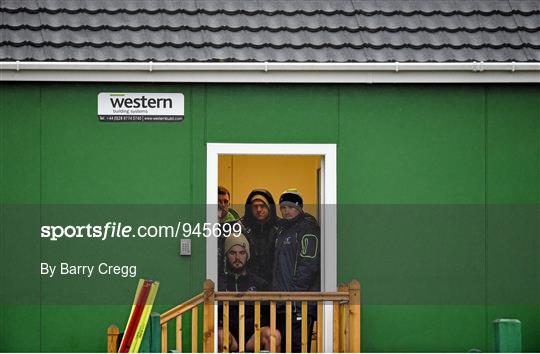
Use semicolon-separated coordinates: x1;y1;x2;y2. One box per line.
98;93;184;122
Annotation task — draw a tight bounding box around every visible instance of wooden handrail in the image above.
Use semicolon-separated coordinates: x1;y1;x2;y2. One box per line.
109;279;360;353
160;293;204;324
212;281;360;353
215;291;349;301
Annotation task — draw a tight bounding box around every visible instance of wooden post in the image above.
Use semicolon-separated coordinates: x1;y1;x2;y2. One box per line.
223;302;229;353
286;301;292;353
270;301;277;353
301;301;308;353
349;280;361;353
341;302;350;353
161;322;168;353
176;315;183;352
203;279;215;353
317;302;323;352
338;283;350;353
239;301;245;353
107;325;120;353
254;301;261;353
192;306;199;353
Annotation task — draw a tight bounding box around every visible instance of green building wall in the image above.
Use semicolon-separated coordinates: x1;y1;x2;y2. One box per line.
1;82;538;352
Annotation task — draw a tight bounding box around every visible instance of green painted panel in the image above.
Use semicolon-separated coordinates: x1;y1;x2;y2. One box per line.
1;306;41;352
361;306;486;352
0;305;3;350
0;83;41;203
206;84;338;143
1;84;41;351
189;84;209;292
337;85;488;351
2;205;41;307
39;305;139;352
486;87;540;353
40;83;193;204
486;86;539;204
338;205;485;306
337;205;488;351
486;205;539;306
1;83;538;353
339;85;485;204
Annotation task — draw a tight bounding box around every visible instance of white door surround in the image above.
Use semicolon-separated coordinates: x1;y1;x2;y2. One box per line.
206;143;337;352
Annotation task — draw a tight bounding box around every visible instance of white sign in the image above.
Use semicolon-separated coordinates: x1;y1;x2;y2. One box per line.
98;93;184;122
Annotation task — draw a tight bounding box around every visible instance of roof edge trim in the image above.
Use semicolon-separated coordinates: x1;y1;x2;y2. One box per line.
2;61;540;71
1;61;539;83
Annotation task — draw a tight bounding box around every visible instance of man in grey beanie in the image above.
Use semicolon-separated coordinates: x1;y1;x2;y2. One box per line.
218;234;281;352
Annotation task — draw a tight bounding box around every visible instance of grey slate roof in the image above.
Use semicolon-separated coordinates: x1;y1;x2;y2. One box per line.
1;0;539;62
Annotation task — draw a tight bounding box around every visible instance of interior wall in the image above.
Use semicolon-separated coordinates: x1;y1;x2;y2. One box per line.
218;155;321;218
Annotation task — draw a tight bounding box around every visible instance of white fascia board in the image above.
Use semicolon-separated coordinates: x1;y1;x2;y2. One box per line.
1;61;539;83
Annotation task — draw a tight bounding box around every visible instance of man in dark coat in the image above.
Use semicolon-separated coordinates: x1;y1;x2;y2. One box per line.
239;189;279;285
272;189;320;353
218;233;281;352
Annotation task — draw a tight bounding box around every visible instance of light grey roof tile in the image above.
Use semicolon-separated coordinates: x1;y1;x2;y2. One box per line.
1;0;539;62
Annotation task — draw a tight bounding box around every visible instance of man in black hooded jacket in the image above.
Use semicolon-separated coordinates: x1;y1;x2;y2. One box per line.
239;189;279;285
273;189;320;352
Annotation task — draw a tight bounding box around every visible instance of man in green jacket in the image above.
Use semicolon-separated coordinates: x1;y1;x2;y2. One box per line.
218;186;240;223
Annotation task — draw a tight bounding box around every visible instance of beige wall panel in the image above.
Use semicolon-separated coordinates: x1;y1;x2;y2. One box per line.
218;155;321;219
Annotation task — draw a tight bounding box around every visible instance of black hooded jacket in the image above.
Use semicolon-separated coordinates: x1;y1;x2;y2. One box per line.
272;212;321;314
239;189;279;285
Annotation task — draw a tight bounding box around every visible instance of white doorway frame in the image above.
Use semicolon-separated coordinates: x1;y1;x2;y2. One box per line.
206;143;337;353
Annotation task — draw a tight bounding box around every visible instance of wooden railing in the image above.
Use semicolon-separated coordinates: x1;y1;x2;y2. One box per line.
107;279;360;353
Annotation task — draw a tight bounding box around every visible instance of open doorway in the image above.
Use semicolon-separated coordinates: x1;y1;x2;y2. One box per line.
219;154;321;220
207;143;336;352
